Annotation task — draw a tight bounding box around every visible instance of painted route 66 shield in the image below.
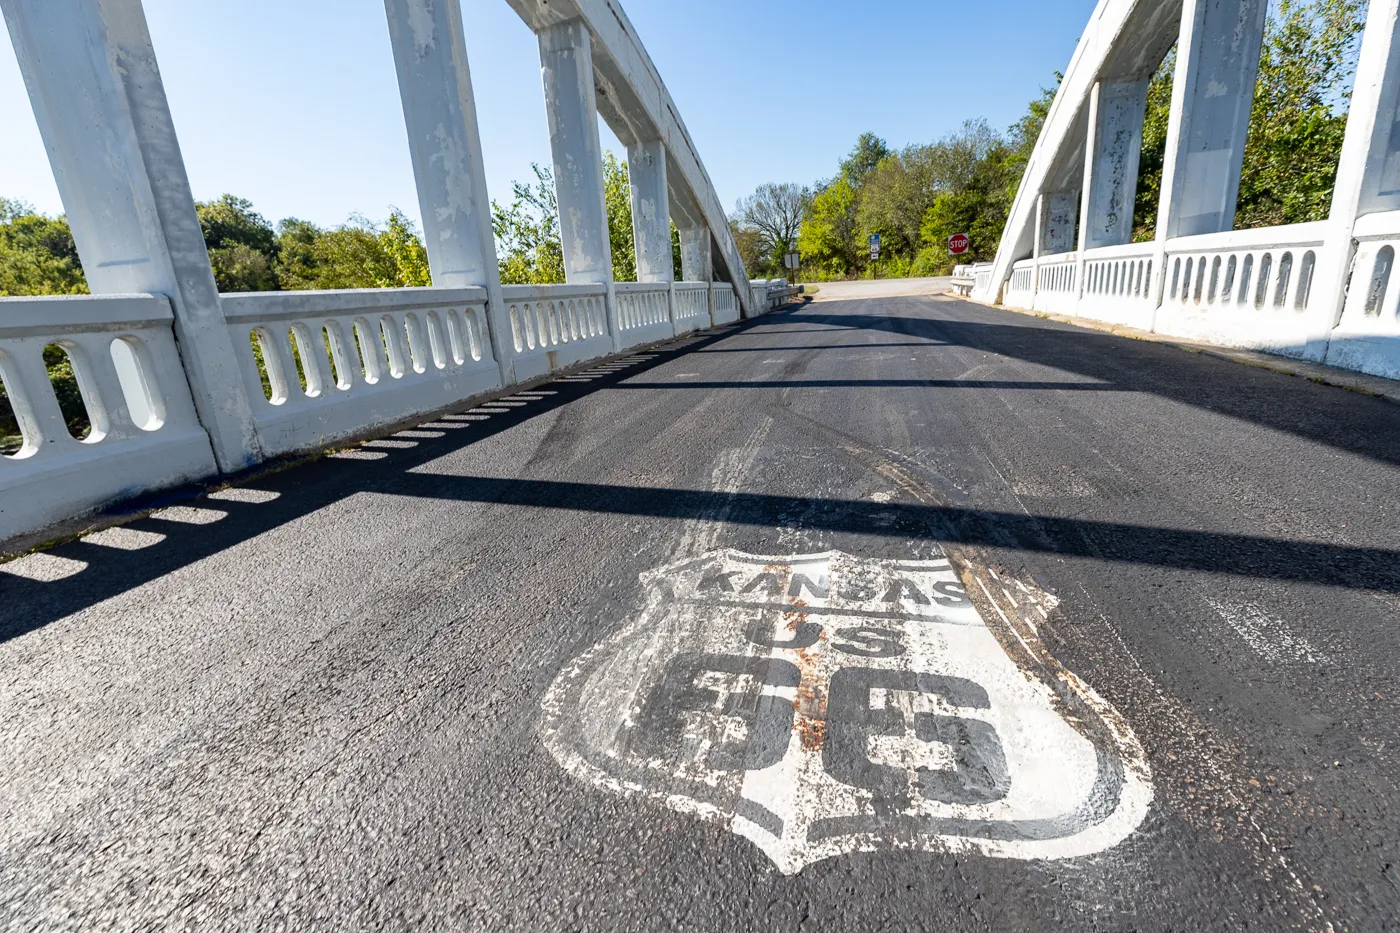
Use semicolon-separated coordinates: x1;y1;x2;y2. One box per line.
540;549;1152;874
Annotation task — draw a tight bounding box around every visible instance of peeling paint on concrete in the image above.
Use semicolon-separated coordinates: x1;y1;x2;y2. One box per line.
405;0;436;56
541;548;1153;874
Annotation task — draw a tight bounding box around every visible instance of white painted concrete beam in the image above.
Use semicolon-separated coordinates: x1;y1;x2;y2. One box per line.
1081;78;1151;250
504;0;751;305
983;0;1183;302
1;0;260;471
539;19;614;287
383;0;514;384
1157;0;1268;240
1330;0;1400;219
1040;191;1081;256
628;139;674;283
679;226;712;283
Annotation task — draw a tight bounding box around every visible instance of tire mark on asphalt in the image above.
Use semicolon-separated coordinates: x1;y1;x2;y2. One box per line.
768;405;1338;931
1080;589;1339;933
671;417;774;560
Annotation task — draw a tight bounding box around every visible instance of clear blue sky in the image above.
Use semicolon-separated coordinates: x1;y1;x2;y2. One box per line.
1;0;1097;232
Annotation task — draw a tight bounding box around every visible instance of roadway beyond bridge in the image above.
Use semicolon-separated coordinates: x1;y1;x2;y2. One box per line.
3;286;1399;930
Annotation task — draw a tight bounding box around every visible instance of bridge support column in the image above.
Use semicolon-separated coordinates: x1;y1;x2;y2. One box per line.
384;0;513;386
679;227;712;283
1309;0;1400;350
628;140;674;285
1080;78;1152;250
1157;0;1268;240
538;19;619;349
0;0;260;471
1038;192;1079;256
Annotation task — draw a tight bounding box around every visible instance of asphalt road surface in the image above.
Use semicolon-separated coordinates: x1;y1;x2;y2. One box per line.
3;290;1399;931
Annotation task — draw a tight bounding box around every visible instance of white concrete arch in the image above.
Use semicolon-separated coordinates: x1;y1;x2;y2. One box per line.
0;0;764;542
983;0;1400;383
502;0;750;297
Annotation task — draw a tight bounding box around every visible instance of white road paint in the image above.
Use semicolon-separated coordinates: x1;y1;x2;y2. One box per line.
808;278;954;301
541;549;1153;874
1204;596;1325;666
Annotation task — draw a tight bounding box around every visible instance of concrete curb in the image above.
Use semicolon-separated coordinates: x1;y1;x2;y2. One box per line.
947;292;1400;405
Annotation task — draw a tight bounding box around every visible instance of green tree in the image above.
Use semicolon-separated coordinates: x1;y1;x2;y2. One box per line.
1132;52;1176;241
208;243;276;293
839;132;894;187
492;152;638;284
798;177;861;277
381;210;432;287
0;199;87;296
730;221;766;279
1134;0;1365;237
274;218;325;288
604;151;637;282
734;182;812;275
197;194;279;292
918;142;1015;274
492;164;565;286
274;210;431;291
1236;0;1365;228
672;222;684;281
858;125;1002;261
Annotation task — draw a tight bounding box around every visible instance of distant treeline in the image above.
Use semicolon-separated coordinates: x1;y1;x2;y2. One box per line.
0;148;673;301
729;0;1365;281
0;0;1367;297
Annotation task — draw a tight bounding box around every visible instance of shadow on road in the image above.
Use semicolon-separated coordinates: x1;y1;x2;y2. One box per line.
4;299;1399;643
792;300;1400;470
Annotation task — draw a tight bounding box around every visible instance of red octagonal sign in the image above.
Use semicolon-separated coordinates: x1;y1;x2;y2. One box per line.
949;233;970;255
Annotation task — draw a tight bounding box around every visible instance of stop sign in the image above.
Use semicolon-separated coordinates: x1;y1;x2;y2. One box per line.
948;233;970;255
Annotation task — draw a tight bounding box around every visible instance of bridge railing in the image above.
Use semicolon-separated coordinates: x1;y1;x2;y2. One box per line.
1003;260;1035;308
673;283;713;335
1330;210;1400;379
0;0;762;544
1154;223;1329;352
615;282;675;349
973;264;994;296
1078;243;1158;329
0;295;217;537
502;284;614;380
711;283;741;325
222;288;503;459
979;0;1400;383
750;280;801;313
1032;254;1079;316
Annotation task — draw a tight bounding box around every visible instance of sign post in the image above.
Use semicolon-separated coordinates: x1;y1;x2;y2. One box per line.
868;234;881;279
783;251;800;281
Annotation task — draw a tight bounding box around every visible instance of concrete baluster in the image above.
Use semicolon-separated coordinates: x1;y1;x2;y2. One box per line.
383;0;513;385
539;19;619;350
1;0;261;470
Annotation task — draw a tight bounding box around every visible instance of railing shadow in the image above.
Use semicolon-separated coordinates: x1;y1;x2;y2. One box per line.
791;299;1400;471
4;304;1398;643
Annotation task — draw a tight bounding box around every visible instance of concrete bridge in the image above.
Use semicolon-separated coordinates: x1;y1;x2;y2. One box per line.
2;1;1399;930
975;0;1400;383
